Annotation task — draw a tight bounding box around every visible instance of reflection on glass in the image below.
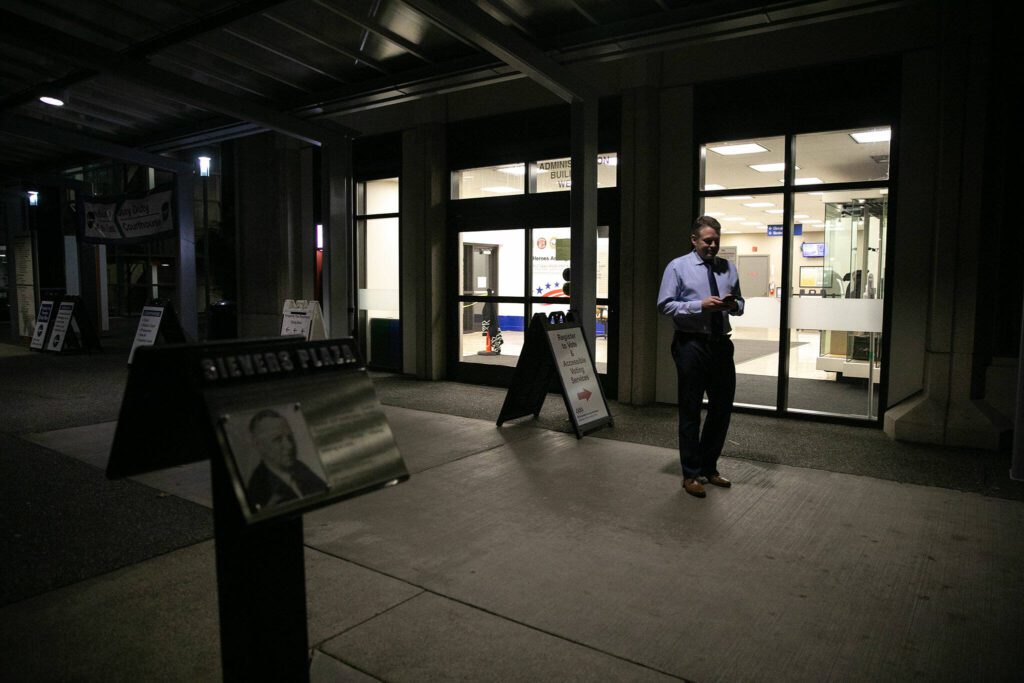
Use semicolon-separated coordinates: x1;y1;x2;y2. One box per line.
531;154;618;193
459;302;524;367
795;128;890;185
787;192;887;418
451;164;525;199
458;229;524;297
702;137;785;191
357;177;399;215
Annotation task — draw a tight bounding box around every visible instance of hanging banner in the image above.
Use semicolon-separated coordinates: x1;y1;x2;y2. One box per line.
78;184;176;245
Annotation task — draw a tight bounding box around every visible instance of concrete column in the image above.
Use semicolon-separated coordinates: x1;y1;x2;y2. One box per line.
175;170;198;339
570;98;597;345
654;86;695;405
235;133;310;338
884;2;1010;449
401;123;447;379
617;86;662;405
321;134;354;338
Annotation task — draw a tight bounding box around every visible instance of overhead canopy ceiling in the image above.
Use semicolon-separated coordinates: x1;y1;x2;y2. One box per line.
0;0;906;177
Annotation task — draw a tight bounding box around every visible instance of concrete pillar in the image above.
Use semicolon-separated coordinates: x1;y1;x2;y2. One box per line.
654;85;695;405
235;133;309;338
321;134;354;338
174;170;198;339
617;85;662;405
401;123;447;379
569;98;597;345
884;2;1010;449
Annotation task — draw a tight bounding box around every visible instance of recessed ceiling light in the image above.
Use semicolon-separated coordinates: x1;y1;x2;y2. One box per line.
750;163;794;172
703;184;726;191
497;165;525;175
39;96;64;106
793;214;810;219
764;209;784;215
850;129;891;143
480;186;520;193
708;143;769;156
743;202;774;207
794;177;824;185
724;195;753;201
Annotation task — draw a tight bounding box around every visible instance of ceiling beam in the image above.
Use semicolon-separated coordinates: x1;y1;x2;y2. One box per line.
0;9;358;144
400;0;596;103
0;113;193;173
0;0;296;112
301;1;434;63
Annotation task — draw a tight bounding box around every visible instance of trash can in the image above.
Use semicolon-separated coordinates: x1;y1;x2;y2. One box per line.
207;299;237;340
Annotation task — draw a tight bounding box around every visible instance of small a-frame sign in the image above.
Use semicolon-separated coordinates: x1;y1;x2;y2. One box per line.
43;296;101;353
497;311;612;438
128;298;188;364
30;300;57;350
281;299;327;341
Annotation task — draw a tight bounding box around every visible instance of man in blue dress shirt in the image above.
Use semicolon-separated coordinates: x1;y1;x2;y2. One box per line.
657;216;744;498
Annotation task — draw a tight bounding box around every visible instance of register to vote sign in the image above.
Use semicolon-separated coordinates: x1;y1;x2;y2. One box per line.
546;327;609;428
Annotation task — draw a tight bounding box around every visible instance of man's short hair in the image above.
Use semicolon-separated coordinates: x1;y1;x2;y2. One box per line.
691;215;722;239
249;408;285;433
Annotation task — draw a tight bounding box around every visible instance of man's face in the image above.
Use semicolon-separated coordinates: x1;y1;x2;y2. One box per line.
252;415;297;469
691;226;720;262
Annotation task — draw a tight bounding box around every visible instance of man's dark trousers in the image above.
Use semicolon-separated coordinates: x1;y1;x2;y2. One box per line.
671;331;736;478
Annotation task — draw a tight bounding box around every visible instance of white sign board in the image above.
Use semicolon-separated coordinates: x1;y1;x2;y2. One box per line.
31;300;55;350
129;306;165;364
81;186;175;244
546;326;609;429
46;302;76;352
281;299;326;341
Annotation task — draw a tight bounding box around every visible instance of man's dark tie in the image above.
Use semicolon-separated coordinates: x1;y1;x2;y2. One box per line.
705;260;724;335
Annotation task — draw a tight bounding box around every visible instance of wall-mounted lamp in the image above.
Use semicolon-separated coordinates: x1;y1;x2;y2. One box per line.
316;224;324;250
197;156;212;177
27;190;39;206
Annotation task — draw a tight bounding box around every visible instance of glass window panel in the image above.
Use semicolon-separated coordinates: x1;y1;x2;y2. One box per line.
451;164;525;200
458;301;524;366
458;229;524;297
531;227;570;299
787;191;887;418
531;153;618;194
357;177;399;215
795;128;890;185
529;226;610;300
701;137;785;191
706;193;785;409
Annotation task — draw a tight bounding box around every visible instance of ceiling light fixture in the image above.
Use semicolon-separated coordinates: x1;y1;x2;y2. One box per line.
39;96;64;107
850;129;891;143
703;184;726;191
750;163;794;172
724;195;754;201
708;143;769;156
743;202;774;207
764;209;784;214
794;177;824;185
496;165;525;175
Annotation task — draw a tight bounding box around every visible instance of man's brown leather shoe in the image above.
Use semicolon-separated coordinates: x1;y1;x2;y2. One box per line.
682;477;706;498
706;474;732;488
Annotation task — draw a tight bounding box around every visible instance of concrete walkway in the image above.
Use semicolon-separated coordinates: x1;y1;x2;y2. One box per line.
3;405;1023;681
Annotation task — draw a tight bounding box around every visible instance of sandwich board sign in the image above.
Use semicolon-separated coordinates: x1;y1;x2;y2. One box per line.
30;300;56;350
497;311;612;438
43;296;100;353
128;298;187;364
281;299;326;341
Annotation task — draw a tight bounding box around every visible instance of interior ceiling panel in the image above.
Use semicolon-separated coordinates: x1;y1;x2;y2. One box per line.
0;0;911;176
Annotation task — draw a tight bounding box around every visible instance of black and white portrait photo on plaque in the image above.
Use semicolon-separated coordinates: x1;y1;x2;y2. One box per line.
221;403;328;514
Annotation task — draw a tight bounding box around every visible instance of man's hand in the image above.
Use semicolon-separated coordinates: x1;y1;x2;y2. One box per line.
701;296;731;311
